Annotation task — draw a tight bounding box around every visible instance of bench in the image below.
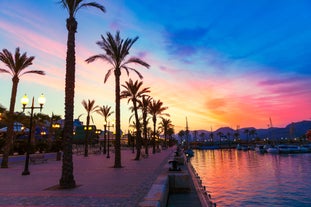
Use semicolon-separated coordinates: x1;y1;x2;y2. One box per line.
30;154;48;164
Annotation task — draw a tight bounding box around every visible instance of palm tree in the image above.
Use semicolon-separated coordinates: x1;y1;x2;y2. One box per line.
81;99;98;157
159;118;173;148
167;127;175;146
138;95;152;155
148;99;169;154
85;31;150;167
0;48;45;168
59;0;105;188
96;105;113;155
121;79;150;160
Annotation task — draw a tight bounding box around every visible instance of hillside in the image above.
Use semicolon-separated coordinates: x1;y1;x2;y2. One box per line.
177;120;311;142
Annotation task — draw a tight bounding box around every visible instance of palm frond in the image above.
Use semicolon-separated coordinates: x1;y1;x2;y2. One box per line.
21;70;45;76
79;2;106;13
122;66;144;79
104;68;113;83
124;57;150;68
0;68;11;74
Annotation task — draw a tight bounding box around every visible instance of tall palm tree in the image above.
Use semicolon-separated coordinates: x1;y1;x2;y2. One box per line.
121;79;150;160
167;127;175;146
138;95;152;155
148;99;169;154
85;31;150;167
96;105;113;155
0;48;45;168
59;0;105;188
81;99;98;157
159;118;173;148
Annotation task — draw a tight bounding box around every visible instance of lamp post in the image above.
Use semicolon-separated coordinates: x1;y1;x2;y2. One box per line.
103;124;107;154
21;94;45;176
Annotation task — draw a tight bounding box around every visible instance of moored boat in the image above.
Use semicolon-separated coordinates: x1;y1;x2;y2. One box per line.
266;146;279;154
278;145;301;154
255;145;266;153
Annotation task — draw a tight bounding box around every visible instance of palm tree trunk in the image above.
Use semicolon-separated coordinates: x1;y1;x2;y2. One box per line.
114;68;122;168
59;17;76;188
152;117;156;154
133;101;141;160
1;78;18;168
143;113;148;155
84;115;90;157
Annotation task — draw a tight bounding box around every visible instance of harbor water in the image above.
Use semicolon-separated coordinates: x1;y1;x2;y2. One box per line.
190;149;311;207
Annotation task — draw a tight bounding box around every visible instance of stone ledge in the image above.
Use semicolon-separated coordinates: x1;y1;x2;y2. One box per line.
139;175;169;207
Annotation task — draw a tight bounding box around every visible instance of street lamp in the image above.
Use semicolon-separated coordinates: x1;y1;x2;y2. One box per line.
21;94;46;176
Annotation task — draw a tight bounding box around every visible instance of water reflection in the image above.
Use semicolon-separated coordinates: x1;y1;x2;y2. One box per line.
191;149;311;207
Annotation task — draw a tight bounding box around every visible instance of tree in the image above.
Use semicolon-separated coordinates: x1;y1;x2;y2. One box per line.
81;99;98;157
85;31;149;167
138;95;152;155
148;99;169;153
121;79;150;160
0;48;45;168
96;105;113;154
59;0;105;188
159;118;173;147
167;127;175;146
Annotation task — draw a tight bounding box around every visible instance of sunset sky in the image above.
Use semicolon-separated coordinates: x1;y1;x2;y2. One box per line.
1;0;311;133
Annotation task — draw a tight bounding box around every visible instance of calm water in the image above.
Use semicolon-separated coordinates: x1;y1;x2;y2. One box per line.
190;149;311;207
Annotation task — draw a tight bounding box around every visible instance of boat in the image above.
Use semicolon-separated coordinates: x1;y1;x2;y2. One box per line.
278;145;300;154
255;145;266;153
236;144;248;151
197;145;220;150
266;146;279;154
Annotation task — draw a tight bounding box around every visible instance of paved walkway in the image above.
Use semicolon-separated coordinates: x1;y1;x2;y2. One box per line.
0;147;175;207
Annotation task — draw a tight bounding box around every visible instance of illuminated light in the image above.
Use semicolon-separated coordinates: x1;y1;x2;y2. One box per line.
21;94;29;107
52;123;60;129
38;93;46;106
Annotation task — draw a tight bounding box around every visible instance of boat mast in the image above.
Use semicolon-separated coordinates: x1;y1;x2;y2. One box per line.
186;117;189;149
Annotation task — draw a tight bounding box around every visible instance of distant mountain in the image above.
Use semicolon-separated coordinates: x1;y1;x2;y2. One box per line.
177;120;311;142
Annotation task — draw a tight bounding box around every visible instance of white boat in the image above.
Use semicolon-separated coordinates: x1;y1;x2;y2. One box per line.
266;146;279;154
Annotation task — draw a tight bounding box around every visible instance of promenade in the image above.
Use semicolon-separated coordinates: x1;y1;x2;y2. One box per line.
0;147;175;207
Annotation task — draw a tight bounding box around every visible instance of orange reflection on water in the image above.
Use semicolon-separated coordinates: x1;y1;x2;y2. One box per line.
190;149;285;206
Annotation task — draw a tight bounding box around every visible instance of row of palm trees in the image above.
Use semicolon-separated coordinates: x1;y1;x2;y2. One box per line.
80;78;174;161
0;0;174;189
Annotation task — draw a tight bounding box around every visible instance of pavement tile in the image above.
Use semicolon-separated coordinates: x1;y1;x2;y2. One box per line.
0;147;175;207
